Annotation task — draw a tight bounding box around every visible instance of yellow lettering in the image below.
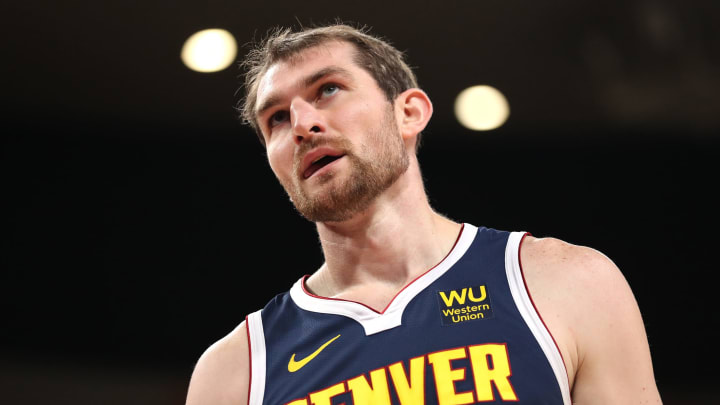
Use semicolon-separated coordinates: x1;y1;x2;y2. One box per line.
309;381;346;405
428;348;474;405
348;368;392;405
388;356;425;405
468;343;518;401
468;286;487;302
291;342;518;405
439;289;467;306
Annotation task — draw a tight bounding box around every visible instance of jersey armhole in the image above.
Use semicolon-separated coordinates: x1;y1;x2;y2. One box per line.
506;231;572;405
246;310;266;405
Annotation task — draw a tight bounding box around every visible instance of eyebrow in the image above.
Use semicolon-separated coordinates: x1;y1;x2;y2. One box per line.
255;66;352;119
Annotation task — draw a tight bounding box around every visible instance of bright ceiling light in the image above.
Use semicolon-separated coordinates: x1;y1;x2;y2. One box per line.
454;85;510;131
181;29;237;73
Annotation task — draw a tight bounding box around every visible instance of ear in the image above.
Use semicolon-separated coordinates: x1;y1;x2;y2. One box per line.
395;88;433;142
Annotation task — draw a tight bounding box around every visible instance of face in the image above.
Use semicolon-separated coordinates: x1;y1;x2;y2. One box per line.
255;41;409;222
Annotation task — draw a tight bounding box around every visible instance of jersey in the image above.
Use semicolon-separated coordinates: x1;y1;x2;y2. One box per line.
245;224;571;404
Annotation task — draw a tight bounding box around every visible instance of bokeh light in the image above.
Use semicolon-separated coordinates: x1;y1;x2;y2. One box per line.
454;85;510;131
181;29;237;73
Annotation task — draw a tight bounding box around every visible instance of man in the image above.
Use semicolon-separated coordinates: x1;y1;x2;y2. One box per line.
186;24;661;404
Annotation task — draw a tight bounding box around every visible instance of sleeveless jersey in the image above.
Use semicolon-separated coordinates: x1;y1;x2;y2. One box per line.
246;224;571;404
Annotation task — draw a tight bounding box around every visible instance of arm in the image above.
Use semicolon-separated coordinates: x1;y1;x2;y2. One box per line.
521;236;662;403
185;321;250;405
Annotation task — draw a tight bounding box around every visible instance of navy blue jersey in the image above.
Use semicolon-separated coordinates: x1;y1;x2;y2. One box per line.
246;224;570;404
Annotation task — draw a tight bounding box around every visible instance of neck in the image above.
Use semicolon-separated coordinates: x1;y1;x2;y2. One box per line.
306;158;462;308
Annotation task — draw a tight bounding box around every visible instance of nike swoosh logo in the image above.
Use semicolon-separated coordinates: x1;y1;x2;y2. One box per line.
288;334;341;372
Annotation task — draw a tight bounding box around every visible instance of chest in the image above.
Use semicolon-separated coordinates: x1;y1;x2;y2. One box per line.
262;278;564;404
249;227;570;404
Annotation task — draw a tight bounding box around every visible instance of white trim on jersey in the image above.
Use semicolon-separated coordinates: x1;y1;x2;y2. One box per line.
289;224;479;336
505;231;572;405
246;310;266;405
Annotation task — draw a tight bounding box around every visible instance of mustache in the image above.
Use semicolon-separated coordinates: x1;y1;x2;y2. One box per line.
293;137;352;171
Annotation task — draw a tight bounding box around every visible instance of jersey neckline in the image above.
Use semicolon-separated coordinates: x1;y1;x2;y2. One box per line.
288;223;478;335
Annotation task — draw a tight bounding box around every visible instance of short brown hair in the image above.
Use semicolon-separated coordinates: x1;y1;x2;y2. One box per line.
238;23;419;147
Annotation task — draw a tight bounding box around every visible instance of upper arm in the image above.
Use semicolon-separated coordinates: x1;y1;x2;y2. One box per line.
521;236;662;404
185;321;250;405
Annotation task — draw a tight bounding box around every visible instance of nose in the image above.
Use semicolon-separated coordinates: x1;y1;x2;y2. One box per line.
290;98;324;145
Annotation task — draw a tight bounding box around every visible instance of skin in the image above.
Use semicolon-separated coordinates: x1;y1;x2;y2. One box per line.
185;41;662;404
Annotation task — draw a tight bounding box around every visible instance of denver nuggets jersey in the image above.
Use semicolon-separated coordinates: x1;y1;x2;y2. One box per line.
246;224;571;404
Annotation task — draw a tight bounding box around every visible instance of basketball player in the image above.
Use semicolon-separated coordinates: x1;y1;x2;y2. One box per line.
185;24;661;404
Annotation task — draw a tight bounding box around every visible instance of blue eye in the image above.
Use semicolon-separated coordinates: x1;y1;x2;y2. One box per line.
269;110;289;127
321;84;339;97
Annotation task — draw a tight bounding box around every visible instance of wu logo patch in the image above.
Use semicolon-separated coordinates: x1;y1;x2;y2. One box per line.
437;285;494;325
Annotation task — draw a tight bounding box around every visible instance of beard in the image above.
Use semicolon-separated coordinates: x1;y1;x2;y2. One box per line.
280;107;409;223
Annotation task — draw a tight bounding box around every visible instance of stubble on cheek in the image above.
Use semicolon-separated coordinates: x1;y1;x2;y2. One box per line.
276;107;409;223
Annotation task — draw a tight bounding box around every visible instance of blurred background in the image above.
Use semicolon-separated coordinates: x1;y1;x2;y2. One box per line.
2;0;718;403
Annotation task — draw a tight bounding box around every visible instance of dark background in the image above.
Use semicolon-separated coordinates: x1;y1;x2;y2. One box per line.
2;1;718;404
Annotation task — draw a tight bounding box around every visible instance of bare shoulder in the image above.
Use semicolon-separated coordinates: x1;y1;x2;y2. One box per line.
520;235;662;403
520;236;626;304
521;234;614;275
185;321;249;405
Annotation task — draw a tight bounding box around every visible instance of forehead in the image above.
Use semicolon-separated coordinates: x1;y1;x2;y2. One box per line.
255;41;365;108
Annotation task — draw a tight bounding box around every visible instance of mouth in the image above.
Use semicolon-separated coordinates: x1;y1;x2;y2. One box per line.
303;153;345;179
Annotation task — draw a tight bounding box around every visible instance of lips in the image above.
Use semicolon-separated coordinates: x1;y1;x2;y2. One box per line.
301;148;345;179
